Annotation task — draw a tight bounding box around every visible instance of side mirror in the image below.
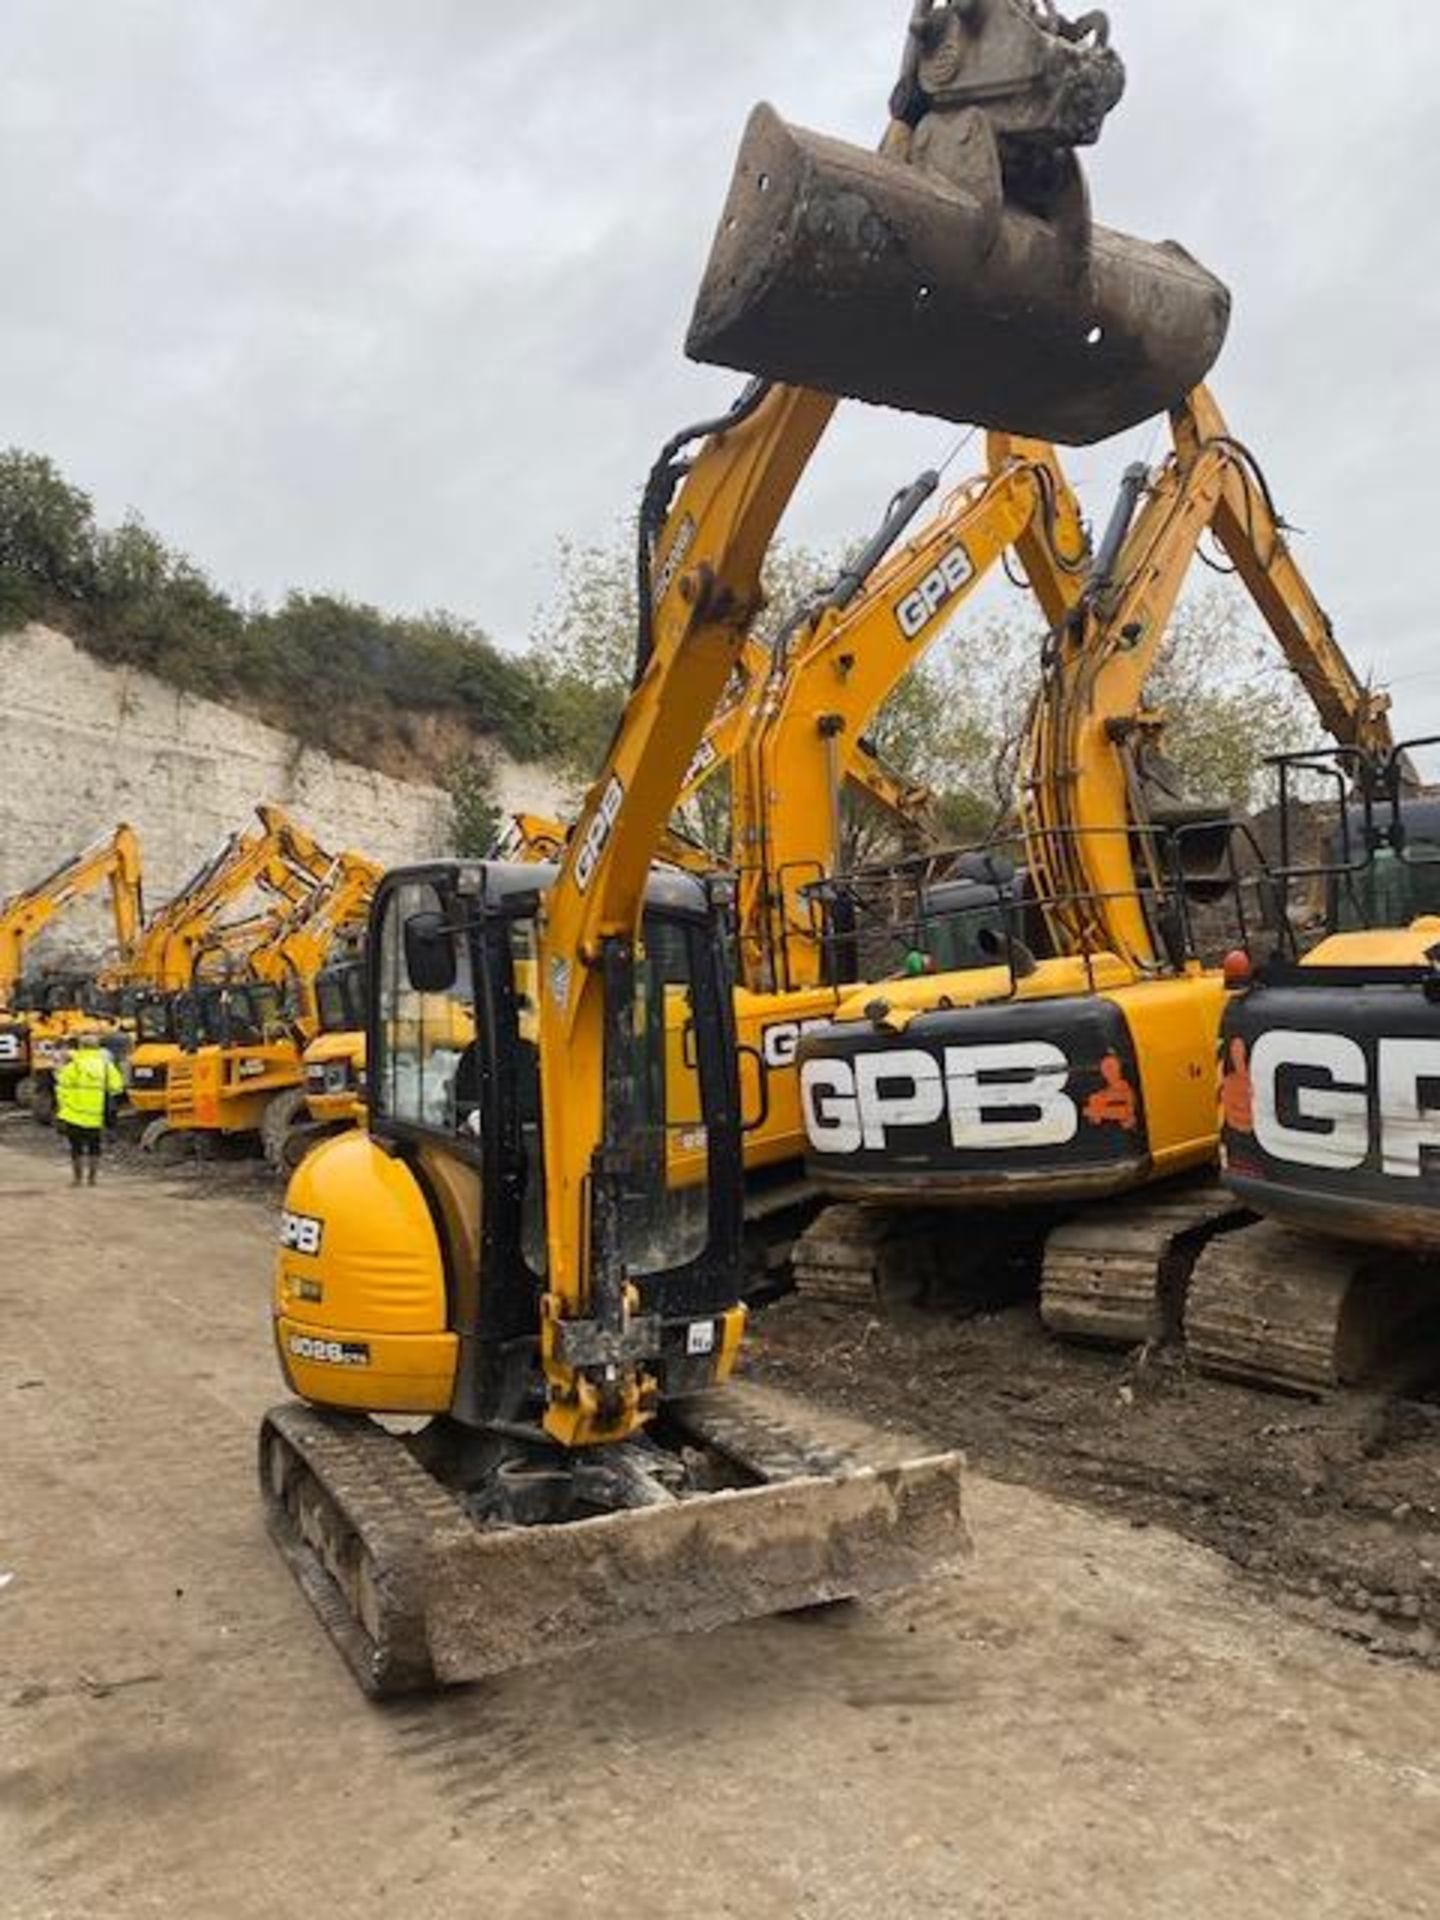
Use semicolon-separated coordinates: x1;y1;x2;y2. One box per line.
404;911;458;995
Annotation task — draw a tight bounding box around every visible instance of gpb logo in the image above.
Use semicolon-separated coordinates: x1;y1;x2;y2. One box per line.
574;775;626;893
652;514;697;609
895;544;975;640
760;1017;830;1070
1227;1029;1440;1178
802;1042;1077;1154
279;1209;325;1256
682;737;719;791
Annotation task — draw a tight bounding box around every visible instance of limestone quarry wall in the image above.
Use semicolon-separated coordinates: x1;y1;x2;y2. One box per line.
0;623;564;961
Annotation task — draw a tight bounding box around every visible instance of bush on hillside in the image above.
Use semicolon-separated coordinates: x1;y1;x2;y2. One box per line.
0;448;555;765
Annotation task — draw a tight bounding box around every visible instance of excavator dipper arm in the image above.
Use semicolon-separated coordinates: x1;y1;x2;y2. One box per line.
536;381;835;1446
0;825;144;1004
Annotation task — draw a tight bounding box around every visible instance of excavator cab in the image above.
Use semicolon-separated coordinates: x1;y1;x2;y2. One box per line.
278;862;742;1431
688;0;1230;444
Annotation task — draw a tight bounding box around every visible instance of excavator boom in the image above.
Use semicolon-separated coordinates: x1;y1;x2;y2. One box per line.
0;824;144;1004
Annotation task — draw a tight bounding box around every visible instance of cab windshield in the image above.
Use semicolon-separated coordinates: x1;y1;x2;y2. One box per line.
179;982;283;1048
135;997;175;1043
315;964;364;1035
372;880;714;1281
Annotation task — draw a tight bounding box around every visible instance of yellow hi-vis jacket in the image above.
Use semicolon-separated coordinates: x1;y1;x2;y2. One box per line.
55;1046;124;1131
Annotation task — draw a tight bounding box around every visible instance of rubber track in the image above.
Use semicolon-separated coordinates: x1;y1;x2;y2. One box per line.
259;1403;463;1697
261;1385;941;1699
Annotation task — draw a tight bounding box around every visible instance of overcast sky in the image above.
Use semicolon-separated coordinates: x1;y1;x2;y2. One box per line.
3;2;1438;737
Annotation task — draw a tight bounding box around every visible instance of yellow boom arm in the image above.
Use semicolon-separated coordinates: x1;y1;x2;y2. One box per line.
128;806;335;991
731;438;1090;988
536;381;836;1446
1020;385;1391;969
0;824;144;1005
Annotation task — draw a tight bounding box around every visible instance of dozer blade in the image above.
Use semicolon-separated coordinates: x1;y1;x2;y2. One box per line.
261;1386;968;1697
686;105;1230;446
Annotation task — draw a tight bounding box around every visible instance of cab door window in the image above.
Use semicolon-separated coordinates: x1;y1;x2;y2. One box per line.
375;881;478;1136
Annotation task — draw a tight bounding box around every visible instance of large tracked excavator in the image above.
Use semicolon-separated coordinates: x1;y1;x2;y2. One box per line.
794;385;1395;1328
1184;744;1440;1394
260;0;1229;1695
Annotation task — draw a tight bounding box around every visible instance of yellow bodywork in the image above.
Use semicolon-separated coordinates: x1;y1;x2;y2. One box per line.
275;1131;455;1413
831;953;1225;1180
1294;917;1440;969
126;1039;181;1114
168;1040;304;1134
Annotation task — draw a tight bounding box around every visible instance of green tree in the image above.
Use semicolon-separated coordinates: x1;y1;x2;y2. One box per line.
0;445;560;776
1142;585;1313;811
445;756;503;857
0;449;98;619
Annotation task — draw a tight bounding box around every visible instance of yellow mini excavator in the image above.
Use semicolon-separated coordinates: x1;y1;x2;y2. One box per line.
261;0;1230;1694
794;385;1395;1326
501;434;1092;1297
0;825;145;1111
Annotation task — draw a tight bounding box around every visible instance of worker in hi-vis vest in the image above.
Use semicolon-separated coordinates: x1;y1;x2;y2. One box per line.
54;1035;124;1186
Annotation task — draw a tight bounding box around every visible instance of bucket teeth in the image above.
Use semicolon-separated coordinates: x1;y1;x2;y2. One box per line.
686;105;1231;446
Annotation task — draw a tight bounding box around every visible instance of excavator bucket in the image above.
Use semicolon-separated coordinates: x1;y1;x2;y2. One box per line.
261;1384;969;1696
687;3;1231;446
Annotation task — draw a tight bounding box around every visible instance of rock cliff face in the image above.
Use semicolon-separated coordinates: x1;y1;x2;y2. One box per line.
0;623;564;960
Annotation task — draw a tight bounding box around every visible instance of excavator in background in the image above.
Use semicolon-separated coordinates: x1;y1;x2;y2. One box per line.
794;385;1395;1328
499;435;1092;1291
123;808;338;1137
260;0;1228;1694
1185;742;1440;1393
299;952;369;1138
0;825;145;1110
158;849;381;1162
337;435;1089;1231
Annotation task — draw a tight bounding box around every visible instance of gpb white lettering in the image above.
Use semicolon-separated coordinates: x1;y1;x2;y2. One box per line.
1250;1029;1440;1178
801;1042;1076;1155
761;1018;831;1070
895;545;975;641
279;1210;325;1256
574;776;626;893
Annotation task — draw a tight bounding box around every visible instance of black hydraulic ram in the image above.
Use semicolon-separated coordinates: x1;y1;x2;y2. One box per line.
687;1;1230;447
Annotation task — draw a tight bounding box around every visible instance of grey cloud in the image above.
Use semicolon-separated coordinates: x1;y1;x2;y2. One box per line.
3;2;1437;733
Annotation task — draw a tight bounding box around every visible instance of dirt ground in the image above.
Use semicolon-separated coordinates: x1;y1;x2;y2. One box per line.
3;1114;1438;1920
751;1286;1440;1672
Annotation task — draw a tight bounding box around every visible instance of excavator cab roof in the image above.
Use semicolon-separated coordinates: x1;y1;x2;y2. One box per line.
413;860;716;921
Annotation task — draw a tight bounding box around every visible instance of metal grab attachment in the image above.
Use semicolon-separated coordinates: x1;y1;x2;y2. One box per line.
687;1;1230;446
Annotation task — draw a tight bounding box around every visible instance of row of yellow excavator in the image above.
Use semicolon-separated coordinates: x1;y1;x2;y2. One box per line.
13;1;1436;1701
0;806;374;1162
